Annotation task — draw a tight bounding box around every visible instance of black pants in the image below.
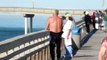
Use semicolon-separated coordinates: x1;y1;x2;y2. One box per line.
86;24;90;33
49;31;62;60
93;20;96;29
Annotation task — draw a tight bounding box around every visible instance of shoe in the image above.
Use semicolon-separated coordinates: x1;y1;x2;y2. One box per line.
70;54;74;58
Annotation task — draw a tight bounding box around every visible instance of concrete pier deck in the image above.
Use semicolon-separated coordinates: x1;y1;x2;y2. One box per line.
72;30;107;60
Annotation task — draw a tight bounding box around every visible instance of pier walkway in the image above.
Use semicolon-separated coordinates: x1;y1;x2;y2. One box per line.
72;30;107;60
0;19;107;60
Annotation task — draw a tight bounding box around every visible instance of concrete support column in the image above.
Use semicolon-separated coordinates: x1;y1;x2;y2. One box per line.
24;17;28;34
24;14;34;34
29;17;33;33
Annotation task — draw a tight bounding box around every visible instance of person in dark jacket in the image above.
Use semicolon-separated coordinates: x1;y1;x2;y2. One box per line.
91;12;96;29
84;11;91;33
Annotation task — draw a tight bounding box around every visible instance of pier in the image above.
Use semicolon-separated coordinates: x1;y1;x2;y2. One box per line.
0;7;95;15
0;7;106;60
0;18;86;60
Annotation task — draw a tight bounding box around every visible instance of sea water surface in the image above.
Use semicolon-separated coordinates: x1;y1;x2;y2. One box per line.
0;13;82;41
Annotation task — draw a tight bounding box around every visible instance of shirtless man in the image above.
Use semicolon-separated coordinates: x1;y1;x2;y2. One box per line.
46;10;63;60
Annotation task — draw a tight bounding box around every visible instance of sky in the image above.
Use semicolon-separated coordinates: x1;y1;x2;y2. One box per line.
0;0;107;10
0;0;107;28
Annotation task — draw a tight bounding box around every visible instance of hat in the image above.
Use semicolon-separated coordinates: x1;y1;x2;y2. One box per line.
64;12;72;17
85;11;89;15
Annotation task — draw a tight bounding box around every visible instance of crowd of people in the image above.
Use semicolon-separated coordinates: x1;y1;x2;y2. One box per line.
98;9;107;60
84;10;107;33
45;9;107;60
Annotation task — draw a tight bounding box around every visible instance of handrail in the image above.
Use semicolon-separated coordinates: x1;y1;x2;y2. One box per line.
0;20;85;60
0;30;50;60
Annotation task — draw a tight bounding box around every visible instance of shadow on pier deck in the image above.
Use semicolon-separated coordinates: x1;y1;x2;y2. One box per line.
72;30;107;60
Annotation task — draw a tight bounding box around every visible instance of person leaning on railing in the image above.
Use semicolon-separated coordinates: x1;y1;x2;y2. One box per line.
46;9;63;60
62;12;75;59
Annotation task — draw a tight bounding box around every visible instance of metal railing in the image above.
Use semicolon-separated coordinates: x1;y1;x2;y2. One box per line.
0;20;86;60
0;30;50;60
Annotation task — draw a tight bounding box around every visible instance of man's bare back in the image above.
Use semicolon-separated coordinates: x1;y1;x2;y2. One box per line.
46;16;63;33
46;10;63;33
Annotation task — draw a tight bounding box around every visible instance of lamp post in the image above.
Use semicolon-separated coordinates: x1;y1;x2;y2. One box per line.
102;0;104;10
32;0;35;8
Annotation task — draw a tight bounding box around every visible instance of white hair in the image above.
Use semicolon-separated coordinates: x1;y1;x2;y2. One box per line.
85;11;89;15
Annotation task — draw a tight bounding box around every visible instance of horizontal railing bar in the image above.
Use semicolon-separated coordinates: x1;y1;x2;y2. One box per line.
18;45;49;60
0;30;48;45
0;30;49;53
0;39;49;60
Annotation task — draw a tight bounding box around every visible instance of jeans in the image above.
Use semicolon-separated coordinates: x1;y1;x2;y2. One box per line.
65;45;73;57
64;45;73;60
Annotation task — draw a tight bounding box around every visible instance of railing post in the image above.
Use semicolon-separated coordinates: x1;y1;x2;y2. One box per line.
44;49;46;60
26;56;31;60
38;51;41;60
42;49;44;60
35;52;39;60
47;46;50;60
44;48;47;60
29;17;33;33
31;54;35;60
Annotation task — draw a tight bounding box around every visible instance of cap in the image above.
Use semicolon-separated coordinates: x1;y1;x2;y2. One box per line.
64;12;72;17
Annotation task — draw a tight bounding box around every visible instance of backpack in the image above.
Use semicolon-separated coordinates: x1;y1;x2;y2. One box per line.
71;27;81;35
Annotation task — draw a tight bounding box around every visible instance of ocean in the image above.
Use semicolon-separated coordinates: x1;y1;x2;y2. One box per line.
0;13;82;41
0;28;44;41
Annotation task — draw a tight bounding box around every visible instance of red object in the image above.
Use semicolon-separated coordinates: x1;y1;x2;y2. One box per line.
102;37;107;60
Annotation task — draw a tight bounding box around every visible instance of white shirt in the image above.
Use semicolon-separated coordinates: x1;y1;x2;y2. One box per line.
62;20;75;38
63;19;67;26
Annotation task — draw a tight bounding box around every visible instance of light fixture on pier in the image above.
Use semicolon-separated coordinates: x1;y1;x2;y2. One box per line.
32;0;35;9
102;0;105;9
